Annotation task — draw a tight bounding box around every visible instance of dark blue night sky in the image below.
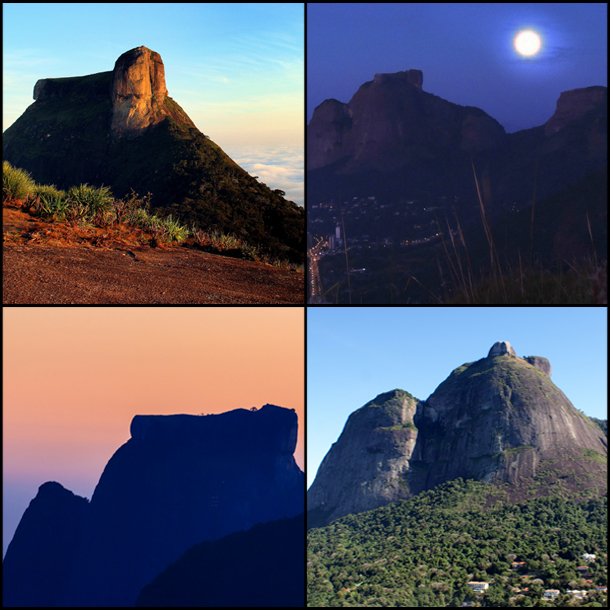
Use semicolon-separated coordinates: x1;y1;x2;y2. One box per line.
307;3;607;133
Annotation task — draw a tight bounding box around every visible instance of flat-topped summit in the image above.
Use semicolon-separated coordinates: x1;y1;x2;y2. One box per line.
3;46;305;264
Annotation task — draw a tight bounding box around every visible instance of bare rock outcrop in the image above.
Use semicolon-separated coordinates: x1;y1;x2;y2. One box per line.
4;405;303;607
307;390;420;527
545;86;607;136
307;69;505;172
488;340;516;357
110;46;169;140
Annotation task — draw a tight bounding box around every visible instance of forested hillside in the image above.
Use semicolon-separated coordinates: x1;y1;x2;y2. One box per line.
308;479;607;607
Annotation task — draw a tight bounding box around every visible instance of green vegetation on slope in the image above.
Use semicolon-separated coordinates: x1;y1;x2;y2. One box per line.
308;478;607;607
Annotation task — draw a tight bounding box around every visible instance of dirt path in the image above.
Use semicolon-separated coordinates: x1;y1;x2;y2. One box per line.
3;244;304;304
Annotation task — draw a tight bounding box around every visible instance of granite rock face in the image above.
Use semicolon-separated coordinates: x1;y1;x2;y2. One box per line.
307;68;506;172
110;46;169;139
307;390;420;527
4;405;304;607
308;343;607;527
488;340;516;357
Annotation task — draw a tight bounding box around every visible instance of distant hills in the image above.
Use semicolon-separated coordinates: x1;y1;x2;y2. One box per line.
3;46;304;263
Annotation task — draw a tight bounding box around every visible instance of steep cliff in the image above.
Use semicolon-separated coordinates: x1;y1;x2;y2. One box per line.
307;68;506;173
2;46;304;264
4;405;304;607
307;343;607;527
307;390;420;527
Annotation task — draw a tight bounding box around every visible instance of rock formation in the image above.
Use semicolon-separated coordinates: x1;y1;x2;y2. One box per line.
545;86;607;136
308;343;607;528
3;405;304;607
2;482;89;607
488;340;516;357
307;68;506;172
307;390;419;527
110;46;169;140
2;46;305;264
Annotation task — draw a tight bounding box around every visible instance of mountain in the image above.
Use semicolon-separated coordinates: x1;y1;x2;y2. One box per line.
3;405;304;607
135;513;305;607
308;69;607;213
3;46;304;263
307;341;607;528
2;482;89;608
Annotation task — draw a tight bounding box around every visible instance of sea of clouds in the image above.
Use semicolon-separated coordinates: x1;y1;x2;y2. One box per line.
225;145;304;208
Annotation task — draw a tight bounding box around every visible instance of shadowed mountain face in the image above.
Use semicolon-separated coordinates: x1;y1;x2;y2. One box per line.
308;70;607;222
136;513;305;607
3;405;304;607
2;482;89;608
2;46;305;263
307;343;607;528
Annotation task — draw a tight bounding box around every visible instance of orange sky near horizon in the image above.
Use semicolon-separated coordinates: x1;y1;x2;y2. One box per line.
3;307;304;500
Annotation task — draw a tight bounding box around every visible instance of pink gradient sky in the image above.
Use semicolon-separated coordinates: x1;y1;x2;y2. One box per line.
3;307;304;556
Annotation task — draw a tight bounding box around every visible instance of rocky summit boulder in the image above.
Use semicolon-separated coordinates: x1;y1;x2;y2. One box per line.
4;405;304;607
307;343;607;528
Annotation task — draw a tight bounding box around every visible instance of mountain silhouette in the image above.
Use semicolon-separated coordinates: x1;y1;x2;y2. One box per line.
136;513;305;607
3;46;304;263
3;405;304;607
307;342;607;528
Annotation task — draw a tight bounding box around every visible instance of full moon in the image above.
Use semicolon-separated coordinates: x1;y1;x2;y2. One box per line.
514;30;541;56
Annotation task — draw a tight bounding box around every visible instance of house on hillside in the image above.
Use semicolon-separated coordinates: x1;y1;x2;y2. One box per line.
467;582;489;593
582;553;596;563
543;589;560;600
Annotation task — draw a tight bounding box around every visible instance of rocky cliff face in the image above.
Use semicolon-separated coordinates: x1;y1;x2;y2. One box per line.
308;344;607;528
545;86;607;136
307;69;506;172
110;46;169;140
307;390;420;527
4;405;304;607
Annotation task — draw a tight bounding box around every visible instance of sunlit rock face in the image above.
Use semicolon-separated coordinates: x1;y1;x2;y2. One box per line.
488;340;516;357
308;344;607;528
110;45;169;139
307;390;420;527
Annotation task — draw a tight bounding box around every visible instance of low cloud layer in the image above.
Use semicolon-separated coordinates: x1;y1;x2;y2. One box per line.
226;145;303;208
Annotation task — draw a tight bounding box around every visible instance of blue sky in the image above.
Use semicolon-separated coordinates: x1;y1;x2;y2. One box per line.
307;3;607;134
307;307;607;488
3;3;304;205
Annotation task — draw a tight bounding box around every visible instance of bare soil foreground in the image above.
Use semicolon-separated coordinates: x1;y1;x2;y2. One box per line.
3;209;304;304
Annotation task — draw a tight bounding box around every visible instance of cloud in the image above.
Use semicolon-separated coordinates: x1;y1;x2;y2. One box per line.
227;145;303;207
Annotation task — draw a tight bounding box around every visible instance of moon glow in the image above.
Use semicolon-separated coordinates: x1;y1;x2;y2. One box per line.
514;30;541;56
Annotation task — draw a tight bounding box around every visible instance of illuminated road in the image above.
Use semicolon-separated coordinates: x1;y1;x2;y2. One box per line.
307;238;326;303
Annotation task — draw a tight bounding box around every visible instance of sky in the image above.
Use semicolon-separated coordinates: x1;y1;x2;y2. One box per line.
2;3;304;206
307;307;607;489
307;3;607;133
3;307;304;558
